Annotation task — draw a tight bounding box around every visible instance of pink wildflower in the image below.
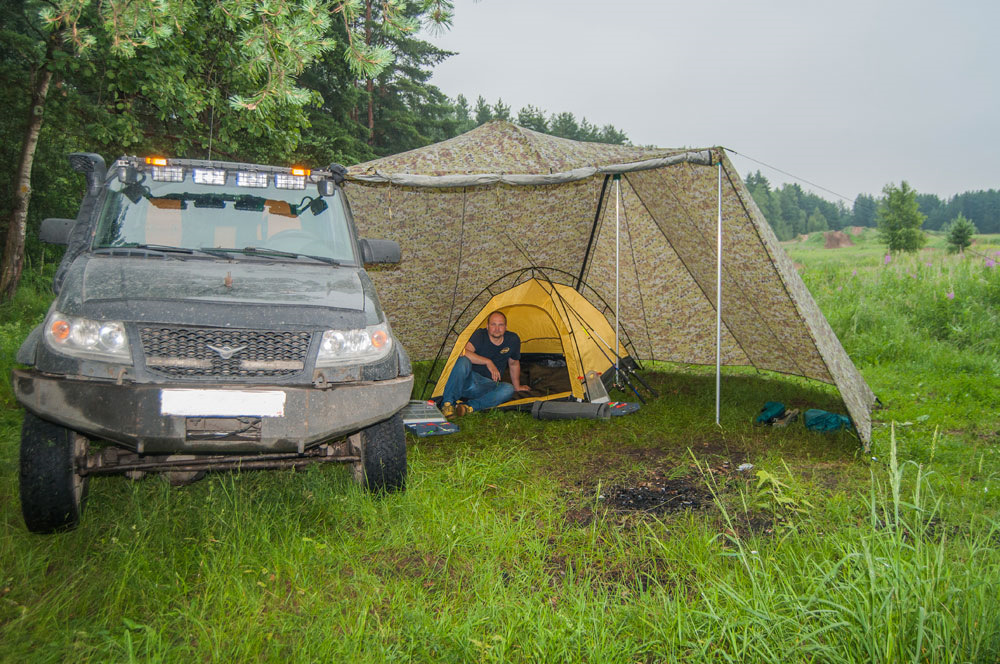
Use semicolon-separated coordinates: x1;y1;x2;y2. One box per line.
884;254;892;264
946;291;955;300
852;269;857;276
925;262;932;267
836;286;843;291
987;258;996;268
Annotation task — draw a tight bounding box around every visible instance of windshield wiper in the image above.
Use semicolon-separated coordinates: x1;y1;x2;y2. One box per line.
93;244;194;258
132;244;193;254
95;244;243;260
209;247;342;265
298;254;342;266
241;246;298;258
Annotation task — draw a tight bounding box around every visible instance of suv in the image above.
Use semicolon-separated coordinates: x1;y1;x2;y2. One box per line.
13;153;413;533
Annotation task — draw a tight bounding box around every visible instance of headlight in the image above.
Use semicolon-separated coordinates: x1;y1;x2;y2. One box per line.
316;323;393;366
44;310;132;363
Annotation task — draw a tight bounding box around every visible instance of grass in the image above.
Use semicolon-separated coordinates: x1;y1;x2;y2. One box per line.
1;231;999;662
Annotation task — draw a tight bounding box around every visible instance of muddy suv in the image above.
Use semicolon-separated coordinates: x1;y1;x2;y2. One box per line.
13;153;413;533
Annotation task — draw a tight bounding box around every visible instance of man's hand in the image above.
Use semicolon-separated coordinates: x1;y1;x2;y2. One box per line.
480;360;497;381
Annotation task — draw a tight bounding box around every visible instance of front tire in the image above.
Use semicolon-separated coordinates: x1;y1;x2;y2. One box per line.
351;412;406;493
19;412;89;533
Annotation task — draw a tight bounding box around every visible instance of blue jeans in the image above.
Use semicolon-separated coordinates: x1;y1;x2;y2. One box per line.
441;356;515;411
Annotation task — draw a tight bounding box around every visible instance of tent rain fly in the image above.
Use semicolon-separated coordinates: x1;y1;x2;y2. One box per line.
344;121;877;446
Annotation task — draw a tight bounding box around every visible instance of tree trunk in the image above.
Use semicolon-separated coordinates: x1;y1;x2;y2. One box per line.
365;0;374;146
1;41;54;301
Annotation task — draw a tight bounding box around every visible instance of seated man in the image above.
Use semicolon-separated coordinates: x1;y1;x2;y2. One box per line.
441;311;527;417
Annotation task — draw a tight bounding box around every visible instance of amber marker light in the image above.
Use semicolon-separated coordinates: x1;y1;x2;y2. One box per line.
145;157;168;166
371;329;388;348
290;167;310;177
50;319;70;341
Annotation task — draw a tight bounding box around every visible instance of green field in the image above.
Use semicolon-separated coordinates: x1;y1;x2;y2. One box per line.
1;230;999;662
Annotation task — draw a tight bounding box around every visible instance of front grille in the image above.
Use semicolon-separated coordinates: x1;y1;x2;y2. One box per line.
139;326;312;379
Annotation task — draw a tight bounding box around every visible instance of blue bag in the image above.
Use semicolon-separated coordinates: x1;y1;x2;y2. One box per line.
804;409;852;432
755;401;786;425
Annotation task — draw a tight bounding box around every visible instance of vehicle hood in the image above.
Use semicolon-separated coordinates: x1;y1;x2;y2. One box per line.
67;256;365;311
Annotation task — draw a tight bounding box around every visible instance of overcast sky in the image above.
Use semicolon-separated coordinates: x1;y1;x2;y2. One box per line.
424;0;999;204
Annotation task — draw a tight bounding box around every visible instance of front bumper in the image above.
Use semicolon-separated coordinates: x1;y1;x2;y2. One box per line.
12;369;412;454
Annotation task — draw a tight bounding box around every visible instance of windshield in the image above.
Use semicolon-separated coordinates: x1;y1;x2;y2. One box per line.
93;177;356;264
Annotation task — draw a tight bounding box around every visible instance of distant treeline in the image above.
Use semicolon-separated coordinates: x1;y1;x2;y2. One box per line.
459;96;630;145
745;172;1000;240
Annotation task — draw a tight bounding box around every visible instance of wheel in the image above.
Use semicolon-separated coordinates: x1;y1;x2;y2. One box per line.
19;412;89;533
351;412;406;493
263;230;320;253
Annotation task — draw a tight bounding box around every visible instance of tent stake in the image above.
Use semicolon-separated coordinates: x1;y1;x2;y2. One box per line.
715;160;722;426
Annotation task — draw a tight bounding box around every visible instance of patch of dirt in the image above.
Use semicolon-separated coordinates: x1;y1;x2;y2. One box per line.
562;506;594;527
689;438;746;462
570;446;673;484
824;230;855;248
847;226;866;236
543;549;683;596
363;551;456;582
724;513;776;541
603;474;712;515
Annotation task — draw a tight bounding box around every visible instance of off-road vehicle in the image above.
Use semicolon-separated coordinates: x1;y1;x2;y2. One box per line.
13;153;412;533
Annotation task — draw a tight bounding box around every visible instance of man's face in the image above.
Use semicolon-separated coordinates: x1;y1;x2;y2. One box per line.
487;313;506;340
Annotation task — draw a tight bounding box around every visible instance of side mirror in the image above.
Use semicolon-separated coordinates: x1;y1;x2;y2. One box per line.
39;218;75;245
358;239;401;265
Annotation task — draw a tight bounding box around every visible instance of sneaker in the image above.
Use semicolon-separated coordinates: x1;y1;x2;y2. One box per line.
440;402;455;418
456;403;475;417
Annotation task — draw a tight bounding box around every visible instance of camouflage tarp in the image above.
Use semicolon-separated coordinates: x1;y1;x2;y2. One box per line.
345;121;876;445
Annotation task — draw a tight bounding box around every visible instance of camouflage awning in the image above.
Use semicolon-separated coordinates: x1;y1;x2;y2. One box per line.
345;121;876;445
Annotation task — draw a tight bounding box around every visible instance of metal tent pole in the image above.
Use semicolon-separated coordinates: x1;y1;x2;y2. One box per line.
715;161;722;426
614;174;621;382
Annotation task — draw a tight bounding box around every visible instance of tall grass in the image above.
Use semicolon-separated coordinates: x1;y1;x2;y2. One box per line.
674;428;1000;662
793;235;1000;365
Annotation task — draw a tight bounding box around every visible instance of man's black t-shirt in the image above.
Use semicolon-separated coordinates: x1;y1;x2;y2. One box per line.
468;328;521;380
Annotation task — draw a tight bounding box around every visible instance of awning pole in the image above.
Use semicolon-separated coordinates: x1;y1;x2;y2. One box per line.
614;175;621;380
715;161;722;426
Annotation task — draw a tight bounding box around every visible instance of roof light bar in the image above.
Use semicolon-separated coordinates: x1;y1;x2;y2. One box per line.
236;171;269;188
193;168;227;185
275;173;306;190
151;166;184;182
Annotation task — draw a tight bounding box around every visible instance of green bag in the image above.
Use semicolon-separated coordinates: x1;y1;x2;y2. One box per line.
804;409;852;432
755;401;786;425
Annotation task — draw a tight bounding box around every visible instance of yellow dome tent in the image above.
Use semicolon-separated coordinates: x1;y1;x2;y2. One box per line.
430;275;631;408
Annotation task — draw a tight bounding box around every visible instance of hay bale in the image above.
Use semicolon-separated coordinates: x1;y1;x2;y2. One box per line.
824;231;855;249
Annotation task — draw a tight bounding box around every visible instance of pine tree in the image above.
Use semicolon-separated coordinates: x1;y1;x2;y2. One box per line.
491;98;511;121
877;181;927;254
473;96;493;125
516;105;548;133
945;213;977;255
